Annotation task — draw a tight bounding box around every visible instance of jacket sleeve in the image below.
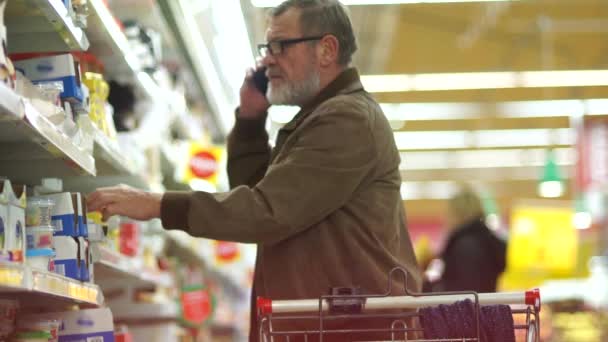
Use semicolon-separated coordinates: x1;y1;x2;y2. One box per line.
161;109;376;244
226;109;271;188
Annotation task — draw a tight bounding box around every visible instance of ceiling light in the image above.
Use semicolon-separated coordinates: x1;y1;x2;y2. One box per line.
362;70;608;93
252;0;516;7
399;147;573;170
394;128;572;150
380;98;608;121
538;150;564;198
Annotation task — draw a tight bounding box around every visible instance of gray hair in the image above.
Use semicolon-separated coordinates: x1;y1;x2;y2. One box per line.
270;0;358;66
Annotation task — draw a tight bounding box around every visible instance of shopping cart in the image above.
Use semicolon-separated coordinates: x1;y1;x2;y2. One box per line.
257;267;540;342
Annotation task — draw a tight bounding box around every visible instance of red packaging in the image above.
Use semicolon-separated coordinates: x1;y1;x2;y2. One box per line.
119;222;139;257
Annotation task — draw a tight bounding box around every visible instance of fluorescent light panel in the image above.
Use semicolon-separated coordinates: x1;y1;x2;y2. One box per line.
394;128;572;150
401;181;459;200
362;70;608;93
380;98;608;121
399;147;574;170
253;0;515;7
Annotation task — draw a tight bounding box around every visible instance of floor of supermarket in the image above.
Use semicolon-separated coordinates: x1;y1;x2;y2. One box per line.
1;0;608;341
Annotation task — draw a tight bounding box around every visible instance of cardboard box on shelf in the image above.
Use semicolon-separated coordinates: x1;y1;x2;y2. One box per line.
53;236;79;280
20;308;115;342
0;180;26;262
12;54;84;104
37;192;84;237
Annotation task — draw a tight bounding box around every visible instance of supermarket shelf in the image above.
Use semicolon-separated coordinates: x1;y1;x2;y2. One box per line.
94;245;174;288
164;232;247;302
92;126;138;176
0;262;103;308
0;83;96;184
86;0;161;99
110;301;179;322
6;0;89;52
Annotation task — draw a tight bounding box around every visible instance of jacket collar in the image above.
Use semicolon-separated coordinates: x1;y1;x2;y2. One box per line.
280;68;364;132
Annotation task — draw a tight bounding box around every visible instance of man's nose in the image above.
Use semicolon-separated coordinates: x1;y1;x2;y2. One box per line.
261;53;276;67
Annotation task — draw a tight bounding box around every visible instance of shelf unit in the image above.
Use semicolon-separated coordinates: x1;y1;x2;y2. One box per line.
5;0;89;53
0;262;103;308
94;245;173;289
86;0;161;100
0;83;96;184
1;0;248;338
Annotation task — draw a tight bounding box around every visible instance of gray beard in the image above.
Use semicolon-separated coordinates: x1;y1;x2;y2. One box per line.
267;70;321;106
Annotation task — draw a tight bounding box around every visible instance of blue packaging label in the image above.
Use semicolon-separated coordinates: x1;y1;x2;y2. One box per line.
54;259;80;280
78;216;88;237
58;331;115;342
15;220;23;247
52;214;78;236
26;233;34;249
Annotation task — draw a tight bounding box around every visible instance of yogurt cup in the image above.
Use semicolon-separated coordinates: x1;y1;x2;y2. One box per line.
25;248;55;271
26;198;54;228
26;226;54;250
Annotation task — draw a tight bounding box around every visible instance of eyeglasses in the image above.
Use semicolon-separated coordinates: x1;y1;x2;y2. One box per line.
257;36;325;57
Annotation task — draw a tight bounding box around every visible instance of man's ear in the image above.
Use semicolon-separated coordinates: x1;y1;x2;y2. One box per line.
318;35;339;67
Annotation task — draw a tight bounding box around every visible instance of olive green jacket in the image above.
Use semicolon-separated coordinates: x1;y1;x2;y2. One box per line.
161;67;421;323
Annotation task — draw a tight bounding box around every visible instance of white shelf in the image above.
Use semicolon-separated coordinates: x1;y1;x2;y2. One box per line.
0;83;96;184
94;245;173;288
6;0;89;52
110;301;179;321
0;262;103;307
92;126;138;176
86;0;161;99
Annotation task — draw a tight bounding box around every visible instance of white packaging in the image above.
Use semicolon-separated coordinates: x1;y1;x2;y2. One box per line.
0;180;26;262
53;236;79;280
13;54;83;103
18;308;115;342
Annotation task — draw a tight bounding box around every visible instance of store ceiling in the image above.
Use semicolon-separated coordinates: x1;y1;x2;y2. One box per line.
241;0;608;217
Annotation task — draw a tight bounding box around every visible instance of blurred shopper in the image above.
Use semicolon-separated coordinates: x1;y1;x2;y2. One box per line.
87;0;421;340
424;186;507;293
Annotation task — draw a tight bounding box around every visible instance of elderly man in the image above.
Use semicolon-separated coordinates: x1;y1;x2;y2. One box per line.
87;0;420;340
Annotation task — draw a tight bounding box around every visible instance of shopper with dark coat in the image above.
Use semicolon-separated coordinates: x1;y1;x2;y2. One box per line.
425;187;507;293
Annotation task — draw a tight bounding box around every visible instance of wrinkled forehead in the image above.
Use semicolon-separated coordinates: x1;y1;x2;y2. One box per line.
265;7;302;41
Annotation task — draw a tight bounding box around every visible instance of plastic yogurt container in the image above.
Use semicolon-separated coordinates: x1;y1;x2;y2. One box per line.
26;226;54;250
26;198;55;228
25;248;55;271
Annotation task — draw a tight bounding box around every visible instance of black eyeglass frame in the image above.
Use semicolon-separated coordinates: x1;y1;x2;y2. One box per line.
257;35;325;57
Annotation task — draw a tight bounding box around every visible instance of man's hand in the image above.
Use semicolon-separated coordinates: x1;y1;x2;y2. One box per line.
86;184;162;222
239;65;270;119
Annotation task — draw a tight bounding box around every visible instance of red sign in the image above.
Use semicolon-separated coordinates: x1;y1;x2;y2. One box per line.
577;121;608;191
189;151;218;179
181;289;212;325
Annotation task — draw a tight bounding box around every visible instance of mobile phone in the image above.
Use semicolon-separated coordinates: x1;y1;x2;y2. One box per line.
252;67;269;95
